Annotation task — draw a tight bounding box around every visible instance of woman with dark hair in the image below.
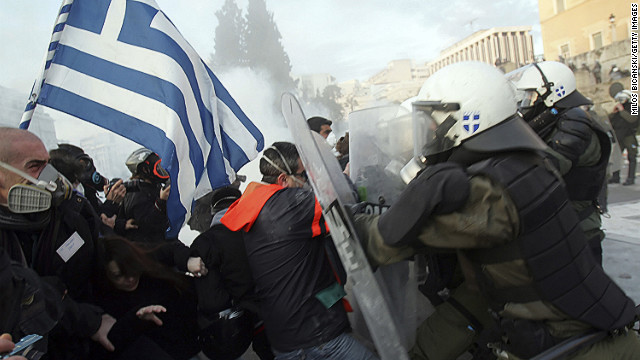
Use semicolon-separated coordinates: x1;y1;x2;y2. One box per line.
89;235;200;360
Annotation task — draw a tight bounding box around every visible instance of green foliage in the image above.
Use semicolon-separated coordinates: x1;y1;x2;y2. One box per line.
319;85;344;121
244;0;296;91
211;0;296;92
212;0;246;68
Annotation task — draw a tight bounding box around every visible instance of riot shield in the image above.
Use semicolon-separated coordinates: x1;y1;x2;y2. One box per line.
348;105;413;209
281;93;410;360
348;104;434;348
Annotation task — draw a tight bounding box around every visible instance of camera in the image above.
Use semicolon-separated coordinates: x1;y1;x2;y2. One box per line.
107;178;142;194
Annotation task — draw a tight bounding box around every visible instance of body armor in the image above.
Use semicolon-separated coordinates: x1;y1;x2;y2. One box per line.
550;108;611;201
465;152;636;331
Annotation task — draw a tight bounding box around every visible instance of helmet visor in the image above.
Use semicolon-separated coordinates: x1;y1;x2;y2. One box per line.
515;89;540;110
412;101;460;160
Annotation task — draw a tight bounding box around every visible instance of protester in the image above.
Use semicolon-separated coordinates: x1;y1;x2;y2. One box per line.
0;128;115;359
114;148;206;276
221;142;378;360
354;62;640;359
190;186;274;360
49;144;126;233
609;90;638;186
89;235;200;360
307;116;333;139
0;249;62;360
507;60;611;263
335;132;350;171
591;61;602;84
114;148;171;244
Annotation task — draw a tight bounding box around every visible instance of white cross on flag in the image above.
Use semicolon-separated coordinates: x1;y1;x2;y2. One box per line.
20;0;264;236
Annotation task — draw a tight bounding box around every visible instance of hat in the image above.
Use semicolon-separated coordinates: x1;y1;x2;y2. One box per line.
307;116;332;133
210;186;242;211
187;186;241;232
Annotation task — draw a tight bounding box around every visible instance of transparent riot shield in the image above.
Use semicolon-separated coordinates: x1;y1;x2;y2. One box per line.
281;93;410;359
348;104;435;350
349;105;413;208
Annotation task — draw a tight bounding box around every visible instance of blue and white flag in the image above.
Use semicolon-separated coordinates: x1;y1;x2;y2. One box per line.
21;0;264;237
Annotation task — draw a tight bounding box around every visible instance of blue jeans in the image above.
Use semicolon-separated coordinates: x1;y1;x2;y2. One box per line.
273;332;379;360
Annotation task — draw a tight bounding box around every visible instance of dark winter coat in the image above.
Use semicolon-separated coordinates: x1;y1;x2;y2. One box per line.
190;212;261;325
115;181;168;244
222;183;349;353
610;102;639;139
114;181;190;271
89;276;200;360
0;193;104;360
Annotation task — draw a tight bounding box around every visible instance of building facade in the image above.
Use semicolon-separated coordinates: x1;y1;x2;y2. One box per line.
426;26;535;75
539;0;631;61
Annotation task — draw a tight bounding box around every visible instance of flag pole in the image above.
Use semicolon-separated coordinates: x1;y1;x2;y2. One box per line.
19;0;75;129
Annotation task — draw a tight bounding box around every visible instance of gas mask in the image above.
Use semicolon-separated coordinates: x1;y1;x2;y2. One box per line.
77;154;107;192
0;161;73;213
141;153;170;185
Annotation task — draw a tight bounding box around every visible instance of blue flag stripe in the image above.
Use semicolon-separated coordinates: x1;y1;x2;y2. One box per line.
117;1;216;146
41;84;188;230
49;44;206;179
208;66;265;150
23;0;264;236
20;0;74;129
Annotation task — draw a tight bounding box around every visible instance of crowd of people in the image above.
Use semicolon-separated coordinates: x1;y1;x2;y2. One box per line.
1;59;639;360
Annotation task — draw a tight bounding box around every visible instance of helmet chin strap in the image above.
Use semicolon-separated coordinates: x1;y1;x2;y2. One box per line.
532;63;555;103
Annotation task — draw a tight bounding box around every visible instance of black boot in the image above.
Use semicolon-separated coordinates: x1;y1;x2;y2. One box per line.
624;161;636;186
609;171;620;184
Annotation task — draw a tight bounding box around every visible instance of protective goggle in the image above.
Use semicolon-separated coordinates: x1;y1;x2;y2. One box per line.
152;159;169;180
144;154;170;182
0;162;72;213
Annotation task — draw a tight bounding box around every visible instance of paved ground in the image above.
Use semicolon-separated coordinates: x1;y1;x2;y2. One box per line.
601;197;640;303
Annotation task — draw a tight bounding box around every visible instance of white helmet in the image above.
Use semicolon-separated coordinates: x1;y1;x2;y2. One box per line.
506;61;591;115
415;61;517;151
400;62;546;181
614;90;632;103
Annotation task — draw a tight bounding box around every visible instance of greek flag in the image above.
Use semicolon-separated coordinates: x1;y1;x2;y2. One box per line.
20;0;264;237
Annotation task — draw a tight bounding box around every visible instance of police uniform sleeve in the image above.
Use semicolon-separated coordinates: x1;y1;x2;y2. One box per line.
546;109;600;174
354;175;519;267
416;175;519;249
